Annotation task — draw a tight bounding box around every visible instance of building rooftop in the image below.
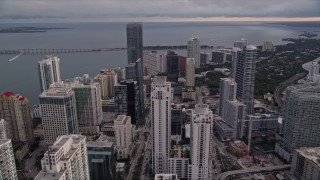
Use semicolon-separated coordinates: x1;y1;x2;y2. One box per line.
230;140;248;149
87;135;114;148
40;87;73;97
155;174;178;180
296;147;320;167
114;115;130;125
34;171;65;180
215;120;233;130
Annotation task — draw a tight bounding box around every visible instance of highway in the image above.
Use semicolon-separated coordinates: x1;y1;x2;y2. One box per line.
216;164;291;180
24;141;48;178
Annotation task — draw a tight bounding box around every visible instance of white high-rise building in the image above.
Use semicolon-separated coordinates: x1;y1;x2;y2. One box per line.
114;115;133;159
0;140;17;180
151;76;171;174
35;135;90;180
94;69;118;99
38;56;61;92
219;78;237;119
39;87;78;144
144;51;158;76
187;38;200;68
186;58;195;87
0;119;8;139
189;104;213;180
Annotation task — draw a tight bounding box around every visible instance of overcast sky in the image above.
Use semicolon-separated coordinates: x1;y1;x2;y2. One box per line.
0;0;320;22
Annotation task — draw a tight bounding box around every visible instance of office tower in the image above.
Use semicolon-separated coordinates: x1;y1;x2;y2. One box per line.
0;92;33;143
219;78;237;118
114;80;140;125
291;147;320;180
281;84;320;153
51;76;103;132
189;104;213;180
186;58;195;87
38;56;61;92
166;51;180;82
94;69;118;99
159;54;167;73
233;45;257;115
87;137;116;180
187;37;200;68
0;140;18;180
262;41;275;52
39;87;78;143
0;119;8;139
113;67;126;81
212;50;227;64
151;76;171;174
171;107;182;135
200;52;209;65
127;22;143;64
178;56;187;73
35;135;90;180
114;115;133;159
234;39;248;49
223;100;246;139
126;63;137;80
143;51;158;76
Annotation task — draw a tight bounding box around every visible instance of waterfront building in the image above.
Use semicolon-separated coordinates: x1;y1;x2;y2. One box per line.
166;51;180;82
291;147;320;180
0;92;33;143
212;50;226;64
114;115;133;159
151;76;172;174
186;58;195;87
219;78;237;119
38;56;61;92
200;52;209;65
94;69;118;99
0;140;17;180
0;119;8;139
189;104;213;180
143;51;158;76
232;45;257;115
39;87;78;143
126;22;143;64
281;84;320;153
234;39;248;49
262;41;275;52
187;37;200;68
87;136;116;180
35;135;90;180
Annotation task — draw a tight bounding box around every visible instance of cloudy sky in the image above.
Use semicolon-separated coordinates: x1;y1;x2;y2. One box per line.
0;0;320;22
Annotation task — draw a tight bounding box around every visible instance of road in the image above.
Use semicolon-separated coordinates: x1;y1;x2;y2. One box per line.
274;72;307;108
216;164;291;180
24;141;47;178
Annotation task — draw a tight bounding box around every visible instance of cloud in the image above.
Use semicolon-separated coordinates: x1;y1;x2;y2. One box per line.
0;0;319;21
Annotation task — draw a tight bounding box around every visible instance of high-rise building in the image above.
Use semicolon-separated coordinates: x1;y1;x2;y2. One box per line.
262;41;275;52
281;84;320;153
0;140;18;180
159;54;167;73
125;63;137;80
151;76;171;174
38;56;61;92
189;104;213;180
166;51;179;82
113;67;126;81
234;39;248;49
94;69;118;99
219;78;237;119
0;92;33;143
51;76;103;132
87;136;116;180
186;58;195;87
35;135;90;180
179;56;187;73
39;87;78;143
0;119;8;139
187;37;200;68
212;50;227;64
114;115;133;159
233;45;257;115
223;100;246;139
171;107;182;136
114;80;140;125
200;52;209;65
143;51;158;76
127;22;143;64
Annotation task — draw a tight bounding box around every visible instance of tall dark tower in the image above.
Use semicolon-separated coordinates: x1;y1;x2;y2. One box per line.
126;22;143;64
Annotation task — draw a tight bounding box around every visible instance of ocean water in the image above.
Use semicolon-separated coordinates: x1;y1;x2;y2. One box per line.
0;21;320;105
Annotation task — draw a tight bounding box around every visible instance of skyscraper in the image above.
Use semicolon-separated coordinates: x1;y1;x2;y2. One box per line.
282;84;320;153
126;22;143;64
94;69;118;99
114;115;133;159
200;52;209;65
143;51;158;76
39;87;78;143
233;45;257;115
187;37;200;68
38;56;61;92
186;58;195;87
166;51;180;82
35;135;90;180
189;104;213;179
159;54;167;73
219;78;237;118
0;140;17;180
234;39;248;49
151;76;171;174
0;92;33;143
0;119;8;139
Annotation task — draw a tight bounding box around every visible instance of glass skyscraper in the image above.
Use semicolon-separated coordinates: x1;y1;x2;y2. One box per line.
126;22;143;64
